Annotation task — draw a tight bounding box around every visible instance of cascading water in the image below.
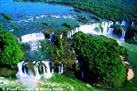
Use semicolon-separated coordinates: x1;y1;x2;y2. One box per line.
67;21;126;41
19;32;45;51
42;61;53;79
121;20;127;26
23;66;28;77
119;29;126;41
58;64;64;74
131;22;136;26
16;61;36;88
16;61;53;88
34;62;41;80
105;28;114;38
16;61;25;77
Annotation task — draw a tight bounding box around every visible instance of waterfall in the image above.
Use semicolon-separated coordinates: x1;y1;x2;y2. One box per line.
49;32;53;40
121;20;127;26
81;70;84;79
16;61;25;77
131;22;136;27
43;65;46;76
67;21;127;41
16;61;36;88
60;64;64;74
19;32;45;51
58;64;64;74
101;21;108;35
60;34;63;39
16;61;53;87
34;62;41;80
42;61;53;79
49;32;56;41
23;66;28;77
106;28;114;38
119;29;126;41
16;61;53;79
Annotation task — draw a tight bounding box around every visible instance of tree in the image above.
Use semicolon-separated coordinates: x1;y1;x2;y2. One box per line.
1;13;13;21
40;33;76;75
78;16;88;24
73;32;127;88
63;22;72;29
0;30;24;67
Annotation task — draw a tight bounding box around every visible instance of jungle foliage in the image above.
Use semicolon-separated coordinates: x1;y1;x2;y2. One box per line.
0;29;24;67
73;32;127;88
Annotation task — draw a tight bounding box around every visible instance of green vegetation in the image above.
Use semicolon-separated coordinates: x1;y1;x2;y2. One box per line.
49;73;93;91
0;73;105;91
63;22;72;29
78;16;88;24
112;42;137;91
1;1;137;90
0;68;17;77
16;0;137;21
0;26;23;76
11;24;18;31
73;32;127;88
0;13;20;34
42;21;49;26
40;33;76;75
1;13;13;21
0;29;24;67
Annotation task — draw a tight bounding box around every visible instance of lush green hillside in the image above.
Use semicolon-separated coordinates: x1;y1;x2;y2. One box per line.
73;32;127;88
112;42;137;91
0;73;107;91
15;0;137;21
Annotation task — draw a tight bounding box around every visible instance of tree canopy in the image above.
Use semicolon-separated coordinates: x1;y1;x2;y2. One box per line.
73;32;127;88
0;30;24;67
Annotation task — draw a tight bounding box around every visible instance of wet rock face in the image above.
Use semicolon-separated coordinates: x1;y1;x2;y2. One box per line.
125;26;137;44
113;28;123;38
112;25;124;38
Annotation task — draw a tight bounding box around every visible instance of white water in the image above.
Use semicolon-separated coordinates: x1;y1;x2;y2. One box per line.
58;64;64;74
17;15;74;23
42;61;53;79
19;32;45;51
34;62;41;80
121;20;127;26
67;21;126;41
16;61;25;77
16;61;37;88
49;32;55;41
119;28;126;41
16;61;53;88
131;22;136;27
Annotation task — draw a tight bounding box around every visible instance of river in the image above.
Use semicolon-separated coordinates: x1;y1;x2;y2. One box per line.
0;0;79;36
